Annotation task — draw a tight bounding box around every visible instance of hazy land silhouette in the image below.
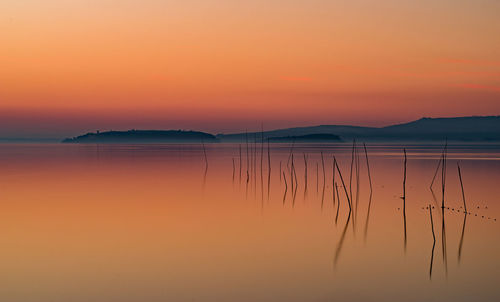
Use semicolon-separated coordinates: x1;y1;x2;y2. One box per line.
62;116;500;143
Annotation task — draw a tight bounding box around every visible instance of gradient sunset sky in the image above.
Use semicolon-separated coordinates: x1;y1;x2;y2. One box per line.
1;0;499;139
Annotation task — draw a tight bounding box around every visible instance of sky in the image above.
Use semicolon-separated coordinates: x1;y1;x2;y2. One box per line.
1;0;500;138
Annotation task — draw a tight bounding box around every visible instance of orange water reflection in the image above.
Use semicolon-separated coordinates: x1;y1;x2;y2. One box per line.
0;143;498;302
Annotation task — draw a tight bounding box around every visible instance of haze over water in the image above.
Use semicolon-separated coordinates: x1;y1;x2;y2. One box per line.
0;143;498;302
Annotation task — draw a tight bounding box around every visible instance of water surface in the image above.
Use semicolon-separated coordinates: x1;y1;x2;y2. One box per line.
0;143;498;301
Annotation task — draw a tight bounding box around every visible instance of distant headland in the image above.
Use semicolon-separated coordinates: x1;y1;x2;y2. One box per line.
218;116;500;142
61;116;500;143
62;130;217;143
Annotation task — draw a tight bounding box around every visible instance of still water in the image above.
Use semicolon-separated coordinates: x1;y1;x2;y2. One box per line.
0;143;498;302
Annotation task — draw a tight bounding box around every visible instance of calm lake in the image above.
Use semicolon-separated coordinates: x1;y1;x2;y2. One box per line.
0;143;499;302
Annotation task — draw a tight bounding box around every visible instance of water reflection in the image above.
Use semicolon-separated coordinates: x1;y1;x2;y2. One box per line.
333;156;354;266
457;161;468;265
441;207;448;277
282;171;288;205
217;142;496;280
335;183;341;225
0;143;498;301
458;213;467;264
363;192;373;244
334;205;352;267
428;205;436;279
303;153;308;200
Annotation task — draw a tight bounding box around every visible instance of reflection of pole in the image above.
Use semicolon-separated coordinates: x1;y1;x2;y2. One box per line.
334;157;352;213
279;161;282;182
363;193;373;244
441;207;448;276
334;198;352;267
457;162;467;213
458;213;467;264
321;152;326;186
303;154;308;196
282;172;288;205
429;205;436;279
316;162;319;193
335;183;340;225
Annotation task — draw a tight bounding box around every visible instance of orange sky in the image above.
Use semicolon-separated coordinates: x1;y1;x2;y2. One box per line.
1;0;500;137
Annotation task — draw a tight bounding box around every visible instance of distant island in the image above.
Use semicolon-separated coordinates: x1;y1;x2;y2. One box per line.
62;130;217;143
268;133;341;142
60;116;500;143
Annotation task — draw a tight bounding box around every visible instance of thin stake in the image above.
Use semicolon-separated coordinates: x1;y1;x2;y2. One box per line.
232;158;235;181
441;141;448;208
321;151;326;186
267;139;271;172
355;142;360;220
246;131;249;183
334;156;352;212
293;157;298;190
303;153;308;195
430;155;442;189
430;141;447;189
202;140;208;170
239;144;242;182
349;139;355;202
403;148;407;250
286;140;295;168
403;148;407;207
332;156;336;206
254;133;257;188
290;154;295;193
363;143;373;195
261;125;264;176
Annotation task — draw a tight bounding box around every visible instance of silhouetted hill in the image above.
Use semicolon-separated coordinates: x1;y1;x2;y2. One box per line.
62;130;217;143
61;116;500;144
218;125;373;142
268;133;342;142
217;116;500;142
377;116;500;140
